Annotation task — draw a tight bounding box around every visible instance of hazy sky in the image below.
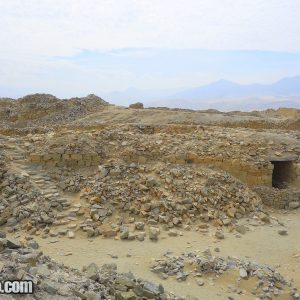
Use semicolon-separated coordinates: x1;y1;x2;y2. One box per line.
0;0;300;97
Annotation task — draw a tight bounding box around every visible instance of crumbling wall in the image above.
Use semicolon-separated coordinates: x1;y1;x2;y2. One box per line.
120;150;273;187
254;186;300;209
28;153;101;167
183;152;273;186
291;162;300;186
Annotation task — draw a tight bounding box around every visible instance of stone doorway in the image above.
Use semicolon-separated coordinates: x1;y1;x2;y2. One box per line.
271;160;294;189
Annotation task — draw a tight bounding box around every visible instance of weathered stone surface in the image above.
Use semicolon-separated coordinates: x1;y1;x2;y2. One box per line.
135;222;145;230
289;201;299;209
149;227;159;241
239;268;248;279
86;263;99;281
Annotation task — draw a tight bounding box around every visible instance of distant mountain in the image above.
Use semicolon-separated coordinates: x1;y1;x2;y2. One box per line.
2;76;300;111
103;76;300;110
171;76;300;100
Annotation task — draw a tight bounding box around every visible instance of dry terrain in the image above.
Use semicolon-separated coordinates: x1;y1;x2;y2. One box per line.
0;94;300;300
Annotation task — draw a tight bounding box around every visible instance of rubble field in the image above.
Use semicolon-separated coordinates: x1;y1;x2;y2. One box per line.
0;94;300;299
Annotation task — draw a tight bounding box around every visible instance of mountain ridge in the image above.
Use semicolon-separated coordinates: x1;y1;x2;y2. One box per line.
171;76;300;100
102;75;300;110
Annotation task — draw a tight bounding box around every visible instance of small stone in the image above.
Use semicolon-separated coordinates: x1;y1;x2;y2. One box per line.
6;217;18;227
137;232;146;241
40;280;58;294
239;268;248;279
278;230;288;236
0;238;7;251
120;227;129;240
196;279;205;286
222;218;231;226
86;263;99;281
168;229;178;237
27;240;39;249
135;222;145;230
288;202;299;209
49;230;58;237
68;231;75;239
86;227;95;238
99;224;118;238
6;239;21;249
215;231;225;239
149;227;159;241
235;225;248;235
176;272;189;281
127;232;136;240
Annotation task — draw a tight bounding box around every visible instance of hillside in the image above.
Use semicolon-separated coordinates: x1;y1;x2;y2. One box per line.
0;93;109;128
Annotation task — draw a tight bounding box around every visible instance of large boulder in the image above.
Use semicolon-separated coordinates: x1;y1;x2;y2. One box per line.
129;102;144;109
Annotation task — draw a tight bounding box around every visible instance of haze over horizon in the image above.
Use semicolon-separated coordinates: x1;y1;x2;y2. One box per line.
1;0;300;109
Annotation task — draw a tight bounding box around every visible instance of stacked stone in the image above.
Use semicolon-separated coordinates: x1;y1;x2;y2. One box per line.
29;152;101;167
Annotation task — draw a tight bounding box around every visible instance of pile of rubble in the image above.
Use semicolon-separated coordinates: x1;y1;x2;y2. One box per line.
0;169;58;229
0;237;184;299
0;161;264;241
0;151;8;179
254;186;300;209
0;93;109;128
0;152;70;232
34;132;105;156
81;162;262;227
150;251;299;299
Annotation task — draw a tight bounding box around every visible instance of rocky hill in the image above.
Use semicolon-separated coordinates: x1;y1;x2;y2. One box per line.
0;93;109;128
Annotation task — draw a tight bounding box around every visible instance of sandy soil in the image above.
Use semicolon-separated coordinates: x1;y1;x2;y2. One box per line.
13;209;300;300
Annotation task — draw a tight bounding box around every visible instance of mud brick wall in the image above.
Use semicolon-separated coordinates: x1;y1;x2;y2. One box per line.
28;153;101;167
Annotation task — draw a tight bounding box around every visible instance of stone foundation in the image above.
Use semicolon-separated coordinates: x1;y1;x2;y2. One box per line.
28;153;101;167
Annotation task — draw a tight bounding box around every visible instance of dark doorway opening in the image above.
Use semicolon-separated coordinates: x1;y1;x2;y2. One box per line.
271;161;294;189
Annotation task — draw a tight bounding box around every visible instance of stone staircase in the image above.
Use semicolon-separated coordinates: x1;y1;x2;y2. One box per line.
4;140;71;211
24;167;71;210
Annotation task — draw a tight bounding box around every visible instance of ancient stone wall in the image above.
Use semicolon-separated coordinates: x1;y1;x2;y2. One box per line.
29;149;298;188
291;162;300;186
184;152;273;187
120;150;273;187
28;153;101;167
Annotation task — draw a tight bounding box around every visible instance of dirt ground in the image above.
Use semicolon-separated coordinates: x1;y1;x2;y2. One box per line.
12;207;299;299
